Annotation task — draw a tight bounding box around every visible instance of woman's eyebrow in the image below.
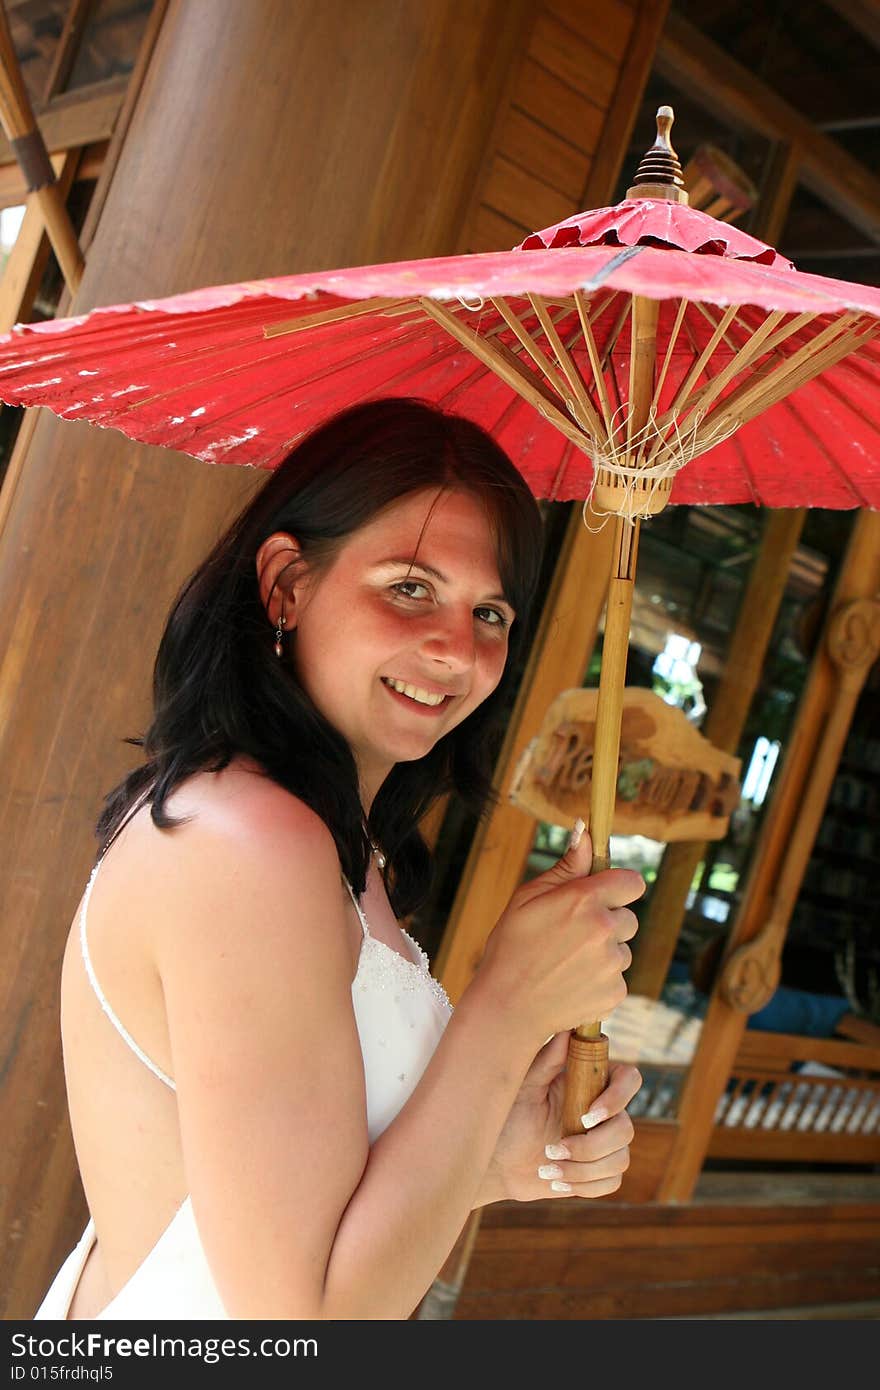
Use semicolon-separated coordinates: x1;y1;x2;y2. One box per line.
373;557;511;606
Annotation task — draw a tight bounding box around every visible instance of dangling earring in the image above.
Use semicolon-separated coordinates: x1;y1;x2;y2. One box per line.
274;601;286;659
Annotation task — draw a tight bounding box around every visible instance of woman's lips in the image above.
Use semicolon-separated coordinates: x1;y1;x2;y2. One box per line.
380;677;453;714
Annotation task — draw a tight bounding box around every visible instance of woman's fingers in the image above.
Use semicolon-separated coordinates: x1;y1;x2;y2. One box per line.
536;1136;631;1196
612;906;640;941
577;1062;642;1127
556;1110;635;1162
544;1171;625;1199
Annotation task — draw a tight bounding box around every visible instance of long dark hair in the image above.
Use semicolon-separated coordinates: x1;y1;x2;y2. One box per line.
96;397;545;917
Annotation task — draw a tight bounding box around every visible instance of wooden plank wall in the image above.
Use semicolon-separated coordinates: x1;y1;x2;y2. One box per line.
462;0;659;254
455;1187;880;1318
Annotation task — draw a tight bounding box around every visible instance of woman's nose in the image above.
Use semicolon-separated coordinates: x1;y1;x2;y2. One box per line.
421;609;475;671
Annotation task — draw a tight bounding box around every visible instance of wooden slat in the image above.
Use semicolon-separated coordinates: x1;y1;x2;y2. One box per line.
579;0;672;208
481;153;575;232
41;0;95;104
467;203;531;253
476;1202;880;1242
0;79;126;166
465;1232;880;1284
529;10;621;109
511;57;606;153
453;1270;880;1319
836;1015;880;1048
736;1029;880;1072
453;1195;880;1319
498;106;590;201
542;0;635;64
708;1130;880;1164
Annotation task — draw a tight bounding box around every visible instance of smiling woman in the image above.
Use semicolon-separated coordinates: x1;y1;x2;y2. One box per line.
33;397;645;1321
264;486;519;813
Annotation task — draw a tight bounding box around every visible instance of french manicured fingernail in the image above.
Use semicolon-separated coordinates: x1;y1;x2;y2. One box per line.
568;817;585;851
538;1163;564;1180
551;1180;573;1193
581;1108;608;1129
544;1142;571;1161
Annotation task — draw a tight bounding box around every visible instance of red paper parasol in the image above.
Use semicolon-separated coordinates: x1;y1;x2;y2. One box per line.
0;163;878;508
1;108;878;1128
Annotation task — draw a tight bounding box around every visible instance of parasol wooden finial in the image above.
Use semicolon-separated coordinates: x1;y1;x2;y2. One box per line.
626;105;688;205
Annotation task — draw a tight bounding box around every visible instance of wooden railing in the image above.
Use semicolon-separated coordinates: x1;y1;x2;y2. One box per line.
631;1028;880;1167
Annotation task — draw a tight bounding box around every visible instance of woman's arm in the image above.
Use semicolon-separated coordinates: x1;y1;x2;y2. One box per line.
152;781;636;1319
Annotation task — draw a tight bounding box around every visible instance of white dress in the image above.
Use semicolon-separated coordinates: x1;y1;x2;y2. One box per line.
34;855;452;1319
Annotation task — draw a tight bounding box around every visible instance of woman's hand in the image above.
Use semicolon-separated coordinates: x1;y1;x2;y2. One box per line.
476;828;644;1047
473;1032;642;1206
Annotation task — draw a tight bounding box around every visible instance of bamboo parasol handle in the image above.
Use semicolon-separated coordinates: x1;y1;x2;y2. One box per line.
561;1030;609;1134
559;531;637;1133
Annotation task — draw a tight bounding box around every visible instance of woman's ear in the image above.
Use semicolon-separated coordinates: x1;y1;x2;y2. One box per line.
255;532;303;631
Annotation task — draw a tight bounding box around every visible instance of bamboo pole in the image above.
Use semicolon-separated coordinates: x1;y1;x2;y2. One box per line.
0;3;83;295
560;292;656;1133
558;108;685;1133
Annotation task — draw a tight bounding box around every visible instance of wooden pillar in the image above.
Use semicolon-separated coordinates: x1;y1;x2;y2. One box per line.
628;508;806;997
657;509;880;1202
0;0;533;1318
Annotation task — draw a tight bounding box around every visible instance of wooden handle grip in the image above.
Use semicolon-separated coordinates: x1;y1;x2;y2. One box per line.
561;1031;609;1136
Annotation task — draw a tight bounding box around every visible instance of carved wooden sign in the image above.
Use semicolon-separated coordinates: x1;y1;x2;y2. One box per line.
510;687;742;842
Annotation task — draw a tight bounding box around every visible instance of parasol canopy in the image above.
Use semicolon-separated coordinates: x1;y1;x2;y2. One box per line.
0;194;878;509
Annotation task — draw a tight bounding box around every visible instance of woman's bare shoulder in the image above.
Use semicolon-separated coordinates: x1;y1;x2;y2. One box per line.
121;754;337;868
107;755;347;969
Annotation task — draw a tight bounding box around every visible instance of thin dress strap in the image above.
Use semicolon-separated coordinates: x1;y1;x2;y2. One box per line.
80;790;176;1093
342;875;370;938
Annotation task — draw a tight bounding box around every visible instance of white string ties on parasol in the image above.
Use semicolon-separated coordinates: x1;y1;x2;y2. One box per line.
580;401;738;532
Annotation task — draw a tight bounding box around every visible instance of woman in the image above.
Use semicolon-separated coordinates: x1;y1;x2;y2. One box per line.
35;397;643;1321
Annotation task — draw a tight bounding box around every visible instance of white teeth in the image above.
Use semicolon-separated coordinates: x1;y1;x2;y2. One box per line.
383;677;447;706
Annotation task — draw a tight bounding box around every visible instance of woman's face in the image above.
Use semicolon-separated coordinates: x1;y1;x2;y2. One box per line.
285;487;515;807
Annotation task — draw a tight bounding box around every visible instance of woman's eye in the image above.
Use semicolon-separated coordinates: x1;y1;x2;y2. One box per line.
391;580;430;600
390;582;509;630
476;607;509;630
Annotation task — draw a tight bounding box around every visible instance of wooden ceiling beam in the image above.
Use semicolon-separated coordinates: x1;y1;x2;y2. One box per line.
823;0;880;52
0;78;125;168
656;11;880;243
